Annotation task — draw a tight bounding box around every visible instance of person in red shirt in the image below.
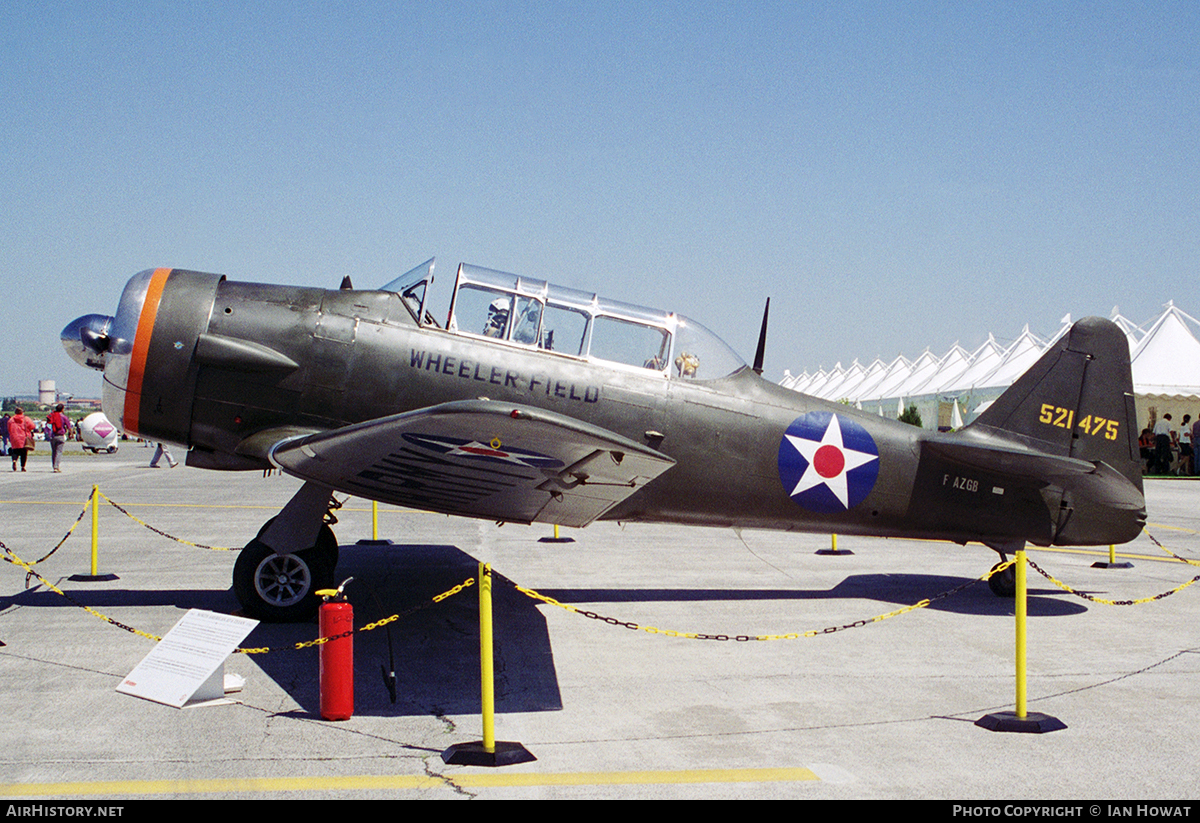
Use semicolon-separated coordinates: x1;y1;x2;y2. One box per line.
46;404;70;473
8;408;35;472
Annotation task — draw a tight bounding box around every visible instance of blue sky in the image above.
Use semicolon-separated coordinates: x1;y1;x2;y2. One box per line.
4;1;1197;398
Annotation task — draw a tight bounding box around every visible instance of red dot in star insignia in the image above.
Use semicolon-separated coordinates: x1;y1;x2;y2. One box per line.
813;444;845;478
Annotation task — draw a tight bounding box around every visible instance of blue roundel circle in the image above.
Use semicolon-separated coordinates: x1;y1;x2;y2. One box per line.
777;411;881;514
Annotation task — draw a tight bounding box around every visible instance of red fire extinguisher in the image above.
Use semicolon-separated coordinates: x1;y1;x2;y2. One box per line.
318;577;354;721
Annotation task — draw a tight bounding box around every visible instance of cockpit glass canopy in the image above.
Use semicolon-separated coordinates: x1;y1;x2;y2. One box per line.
439;263;744;380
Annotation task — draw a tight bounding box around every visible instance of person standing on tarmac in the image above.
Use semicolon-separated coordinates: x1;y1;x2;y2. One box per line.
8;408;35;472
46;404;70;473
149;442;178;468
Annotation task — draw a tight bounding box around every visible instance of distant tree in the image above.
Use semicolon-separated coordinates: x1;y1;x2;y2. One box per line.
1;397;17;412
898;404;923;428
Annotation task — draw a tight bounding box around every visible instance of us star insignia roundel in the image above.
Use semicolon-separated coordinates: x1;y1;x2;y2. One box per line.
777;412;880;514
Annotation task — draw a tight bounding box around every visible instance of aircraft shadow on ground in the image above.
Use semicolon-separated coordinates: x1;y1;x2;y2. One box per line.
532;573;1088;618
2;547;1088;719
242;542;564;718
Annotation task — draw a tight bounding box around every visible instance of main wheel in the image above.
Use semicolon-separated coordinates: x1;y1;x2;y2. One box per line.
233;524;337;622
988;561;1016;597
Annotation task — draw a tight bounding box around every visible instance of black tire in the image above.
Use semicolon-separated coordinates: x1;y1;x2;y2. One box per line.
254;517;339;567
988;562;1016;597
233;524;338;622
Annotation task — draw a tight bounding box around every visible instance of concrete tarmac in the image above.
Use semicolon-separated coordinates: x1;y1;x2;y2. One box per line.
1;440;1199;799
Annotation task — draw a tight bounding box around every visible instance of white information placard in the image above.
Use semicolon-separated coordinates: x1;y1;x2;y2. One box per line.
117;609;258;708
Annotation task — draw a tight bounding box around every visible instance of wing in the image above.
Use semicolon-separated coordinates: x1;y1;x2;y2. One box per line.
263;399;675;527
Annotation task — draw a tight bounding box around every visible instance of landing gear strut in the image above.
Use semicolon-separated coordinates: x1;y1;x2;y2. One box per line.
232;484;341;622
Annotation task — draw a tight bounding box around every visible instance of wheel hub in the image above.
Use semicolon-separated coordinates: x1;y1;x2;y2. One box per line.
253;553;312;607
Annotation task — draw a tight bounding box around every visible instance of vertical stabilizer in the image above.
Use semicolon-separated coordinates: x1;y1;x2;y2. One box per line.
967;317;1144;544
970;317;1141;488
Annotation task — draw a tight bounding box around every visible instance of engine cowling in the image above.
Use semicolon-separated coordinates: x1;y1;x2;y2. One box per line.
65;268;223;446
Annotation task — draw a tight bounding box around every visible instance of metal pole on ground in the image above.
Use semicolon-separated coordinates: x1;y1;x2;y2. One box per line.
1092;542;1132;569
538;523;574;543
442;562;535;766
976;550;1064;733
816;532;852;555
70;485;118;582
91;484;98;576
356;499;392;546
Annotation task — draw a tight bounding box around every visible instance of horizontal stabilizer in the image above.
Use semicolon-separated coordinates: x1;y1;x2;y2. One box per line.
924;436;1145;511
265;400;676;527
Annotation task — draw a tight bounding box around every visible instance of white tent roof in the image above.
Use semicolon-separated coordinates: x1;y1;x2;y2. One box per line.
1110;306;1143;353
944;336;1006;393
824;359;868;401
852;357;892;402
778;301;1200;409
867;355;914;402
974;326;1045;389
917;343;973;395
893;349;942;399
1130;303;1200;397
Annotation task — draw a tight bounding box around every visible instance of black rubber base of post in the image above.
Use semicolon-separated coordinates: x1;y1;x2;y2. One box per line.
442;741;537;767
975;711;1067;733
67;573;119;582
355;539;394;545
1091;560;1133;569
815;549;853;555
537;536;575;543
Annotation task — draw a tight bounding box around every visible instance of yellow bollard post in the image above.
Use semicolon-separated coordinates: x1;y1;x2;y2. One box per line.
356;499;392;545
976;550;1064;733
1015;549;1027;719
816;532;852;555
71;485;118;582
1091;541;1132;569
479;562;495;754
538;522;574;543
441;561;535;766
90;485;99;577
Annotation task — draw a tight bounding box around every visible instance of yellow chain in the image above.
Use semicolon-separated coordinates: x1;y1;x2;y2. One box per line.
511;570;986;641
236;577;476;654
1027;556;1200;606
2;544;163;642
99;491;235;551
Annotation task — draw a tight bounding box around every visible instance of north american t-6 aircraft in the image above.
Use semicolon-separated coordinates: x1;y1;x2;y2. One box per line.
62;259;1146;621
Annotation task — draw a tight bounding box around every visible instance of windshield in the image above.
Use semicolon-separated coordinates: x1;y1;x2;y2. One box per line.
381;258;435;325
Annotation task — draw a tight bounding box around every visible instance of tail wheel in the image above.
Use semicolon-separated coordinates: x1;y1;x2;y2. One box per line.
233;524;337;622
988;561;1016;598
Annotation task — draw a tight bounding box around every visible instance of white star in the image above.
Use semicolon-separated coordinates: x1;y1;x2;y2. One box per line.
784;415;879;509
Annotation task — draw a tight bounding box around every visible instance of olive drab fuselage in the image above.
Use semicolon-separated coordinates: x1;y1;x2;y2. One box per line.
68;264;1146;555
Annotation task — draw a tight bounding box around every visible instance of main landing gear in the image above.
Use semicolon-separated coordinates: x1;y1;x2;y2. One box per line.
232;483;341;622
